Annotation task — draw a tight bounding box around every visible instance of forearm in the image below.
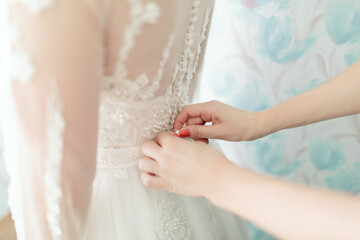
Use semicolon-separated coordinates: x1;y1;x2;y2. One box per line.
257;60;360;136
209;164;360;240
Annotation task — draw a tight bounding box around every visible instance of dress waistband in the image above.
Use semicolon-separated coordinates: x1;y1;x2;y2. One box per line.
96;146;142;169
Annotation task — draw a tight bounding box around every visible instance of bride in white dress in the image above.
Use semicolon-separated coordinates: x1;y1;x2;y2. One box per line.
0;0;249;239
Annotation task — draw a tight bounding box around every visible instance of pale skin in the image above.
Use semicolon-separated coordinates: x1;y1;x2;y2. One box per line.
139;60;360;240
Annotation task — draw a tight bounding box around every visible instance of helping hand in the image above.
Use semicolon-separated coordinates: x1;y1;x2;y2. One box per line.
139;132;233;198
174;100;263;142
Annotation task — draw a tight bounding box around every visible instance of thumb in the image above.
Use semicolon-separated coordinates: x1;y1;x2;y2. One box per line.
179;125;221;139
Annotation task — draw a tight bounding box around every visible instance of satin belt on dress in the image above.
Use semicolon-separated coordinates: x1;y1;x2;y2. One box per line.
96;146;142;170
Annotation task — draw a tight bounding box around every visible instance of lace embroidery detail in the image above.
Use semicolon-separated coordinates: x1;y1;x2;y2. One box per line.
2;100;25;239
96;1;215;237
154;193;195;240
1;2;42;238
193;5;212;79
44;79;66;239
98;0;214;150
5;21;35;84
164;0;203;108
118;0;160;63
5;0;54;84
4;2;64;237
142;33;176;99
152;2;214;239
9;51;35;84
103;0;165;100
98;94;177;149
161;0;213;130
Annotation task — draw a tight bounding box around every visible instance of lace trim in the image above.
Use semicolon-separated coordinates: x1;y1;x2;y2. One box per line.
5;21;35;84
165;0;202;106
118;0;160;63
153;1;215;239
98;0;214;149
103;0;165;100
2;1;52;238
154;193;195;240
4;2;63;237
193;5;212;79
44;79;66;239
2;4;26;239
5;0;55;81
163;0;212;129
98;1;214;149
141;33;176;99
2;101;25;239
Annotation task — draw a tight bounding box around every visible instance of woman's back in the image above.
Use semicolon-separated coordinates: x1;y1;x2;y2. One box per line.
98;0;214;150
0;0;249;239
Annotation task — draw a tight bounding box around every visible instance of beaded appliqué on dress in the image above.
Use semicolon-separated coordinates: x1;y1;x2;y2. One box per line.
161;0;214;130
154;193;195;240
98;0;214;152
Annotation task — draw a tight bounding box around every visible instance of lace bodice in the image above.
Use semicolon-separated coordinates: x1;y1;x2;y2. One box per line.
98;0;213;149
0;0;215;239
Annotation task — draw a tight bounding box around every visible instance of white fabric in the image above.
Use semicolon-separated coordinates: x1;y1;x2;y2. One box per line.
0;0;249;239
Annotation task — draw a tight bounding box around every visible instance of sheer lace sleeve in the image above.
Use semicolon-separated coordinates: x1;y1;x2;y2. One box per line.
0;0;103;239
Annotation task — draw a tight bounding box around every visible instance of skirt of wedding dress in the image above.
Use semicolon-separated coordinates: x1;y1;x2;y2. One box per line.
83;146;249;240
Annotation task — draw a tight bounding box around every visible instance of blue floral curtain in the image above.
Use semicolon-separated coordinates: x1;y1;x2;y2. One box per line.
197;0;360;239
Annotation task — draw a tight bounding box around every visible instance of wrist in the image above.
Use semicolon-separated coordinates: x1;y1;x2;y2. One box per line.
203;159;237;204
256;108;278;139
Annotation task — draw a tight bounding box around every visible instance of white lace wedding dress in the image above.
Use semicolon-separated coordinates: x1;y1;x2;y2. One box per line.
0;0;249;239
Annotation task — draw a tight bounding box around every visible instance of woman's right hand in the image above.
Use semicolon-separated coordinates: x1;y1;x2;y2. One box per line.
173;100;265;142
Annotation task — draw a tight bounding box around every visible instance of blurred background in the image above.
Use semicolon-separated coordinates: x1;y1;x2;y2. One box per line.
0;127;9;220
196;0;360;239
1;0;360;239
0;0;9;221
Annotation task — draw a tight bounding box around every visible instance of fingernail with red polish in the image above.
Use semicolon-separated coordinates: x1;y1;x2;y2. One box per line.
179;129;190;138
173;133;180;137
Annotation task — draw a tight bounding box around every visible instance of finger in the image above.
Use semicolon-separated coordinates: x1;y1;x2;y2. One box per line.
156;132;176;147
173;102;213;131
187;117;205;126
138;157;160;175
140;140;162;160
141;172;168;191
180;125;221;139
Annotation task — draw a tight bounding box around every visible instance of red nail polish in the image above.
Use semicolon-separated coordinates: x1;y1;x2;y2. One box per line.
173;133;180;137
179;129;190;138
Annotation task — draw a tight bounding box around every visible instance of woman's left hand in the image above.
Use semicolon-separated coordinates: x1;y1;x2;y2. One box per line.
139;132;233;198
